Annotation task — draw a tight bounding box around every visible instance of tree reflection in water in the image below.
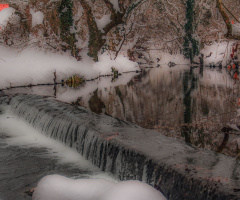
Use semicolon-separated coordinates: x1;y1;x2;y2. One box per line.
4;65;240;157
83;66;240;158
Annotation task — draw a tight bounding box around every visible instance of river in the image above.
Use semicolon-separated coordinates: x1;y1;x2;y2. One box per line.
0;107;116;200
1;64;240;200
3;65;240;157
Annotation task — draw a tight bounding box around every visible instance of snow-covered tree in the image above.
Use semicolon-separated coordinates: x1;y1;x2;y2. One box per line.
78;0;128;61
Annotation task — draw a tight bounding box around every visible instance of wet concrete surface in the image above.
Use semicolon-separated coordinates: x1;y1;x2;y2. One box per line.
1;94;240;200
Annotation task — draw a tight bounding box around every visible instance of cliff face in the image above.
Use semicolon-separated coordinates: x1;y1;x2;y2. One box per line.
0;0;239;60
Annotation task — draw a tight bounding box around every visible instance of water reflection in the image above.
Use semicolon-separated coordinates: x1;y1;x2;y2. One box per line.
4;65;240;157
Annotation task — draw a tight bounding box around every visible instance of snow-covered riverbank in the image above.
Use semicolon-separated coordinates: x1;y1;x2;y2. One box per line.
0;40;235;90
0;44;140;89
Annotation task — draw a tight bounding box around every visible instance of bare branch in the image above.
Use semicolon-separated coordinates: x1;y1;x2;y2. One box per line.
102;0;125;35
216;0;232;37
103;0;116;14
114;22;134;60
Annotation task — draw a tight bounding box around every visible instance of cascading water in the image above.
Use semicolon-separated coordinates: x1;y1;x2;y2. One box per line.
6;94;143;176
0;101;117;200
1;94;240;200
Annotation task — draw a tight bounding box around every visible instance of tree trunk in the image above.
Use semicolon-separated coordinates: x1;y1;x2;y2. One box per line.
79;0;105;61
79;0;127;61
216;0;232;37
102;0;125;34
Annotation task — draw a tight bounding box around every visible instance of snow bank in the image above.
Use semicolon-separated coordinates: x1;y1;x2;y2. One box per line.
102;180;167;200
109;0;120;12
149;50;190;66
30;9;44;28
0;39;236;91
0;45;138;89
0;45;95;89
149;41;237;67
95;14;111;32
93;53;139;75
32;175;167;200
201;41;233;66
0;7;15;30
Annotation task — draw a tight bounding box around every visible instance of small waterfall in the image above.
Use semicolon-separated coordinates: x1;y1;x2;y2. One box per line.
6;95;149;178
1;94;240;200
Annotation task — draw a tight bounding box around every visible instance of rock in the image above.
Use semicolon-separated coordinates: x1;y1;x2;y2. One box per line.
168;62;176;67
32;175;166;200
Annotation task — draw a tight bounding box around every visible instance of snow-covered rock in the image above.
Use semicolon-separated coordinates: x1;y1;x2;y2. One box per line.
102;180;167;200
32;175;167;200
0;7;15;31
0;45;139;89
30;9;44;28
95;14;111;33
232;23;240;37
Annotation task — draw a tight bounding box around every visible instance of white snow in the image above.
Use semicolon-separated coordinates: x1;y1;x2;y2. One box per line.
0;36;237;91
109;0;120;12
232;23;240;37
200;41;234;66
30;9;44;28
93;53;138;74
149;41;237;68
149;50;190;66
0;45;138;89
32;174;167;200
95;14;111;32
0;7;15;30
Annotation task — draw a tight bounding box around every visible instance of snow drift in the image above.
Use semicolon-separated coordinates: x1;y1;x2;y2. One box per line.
32;175;167;200
0;7;15;30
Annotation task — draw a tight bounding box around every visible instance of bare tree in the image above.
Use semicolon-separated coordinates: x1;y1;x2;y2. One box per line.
79;0;128;61
216;0;232;37
216;0;240;39
77;0;159;61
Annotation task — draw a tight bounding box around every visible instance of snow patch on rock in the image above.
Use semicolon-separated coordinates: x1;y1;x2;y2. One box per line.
93;52;139;75
201;41;233;66
109;0;120;12
95;14;111;32
0;7;15;30
30;9;44;28
0;45;139;89
32;175;167;200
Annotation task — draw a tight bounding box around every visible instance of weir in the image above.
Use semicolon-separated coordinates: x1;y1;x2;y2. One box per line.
0;94;240;200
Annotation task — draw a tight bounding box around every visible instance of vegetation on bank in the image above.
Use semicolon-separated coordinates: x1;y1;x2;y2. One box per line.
0;0;239;63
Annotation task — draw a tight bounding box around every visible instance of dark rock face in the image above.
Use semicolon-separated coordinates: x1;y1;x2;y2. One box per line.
1;94;240;200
